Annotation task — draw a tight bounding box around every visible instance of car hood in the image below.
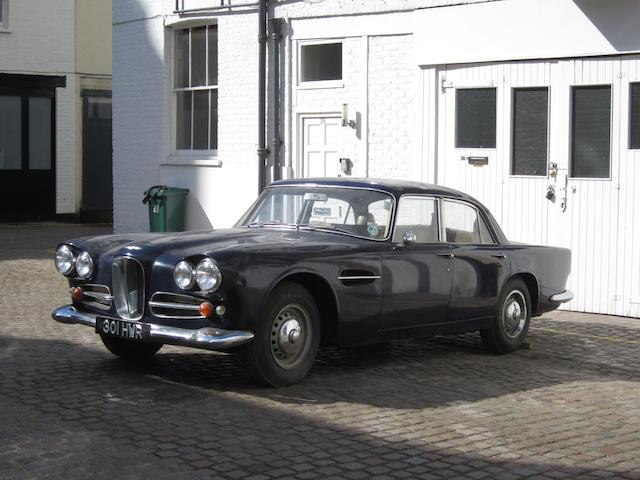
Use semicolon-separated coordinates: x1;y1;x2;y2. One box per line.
68;227;371;260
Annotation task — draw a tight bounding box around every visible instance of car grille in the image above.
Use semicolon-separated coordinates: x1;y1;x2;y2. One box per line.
112;257;145;320
148;292;205;319
79;284;112;311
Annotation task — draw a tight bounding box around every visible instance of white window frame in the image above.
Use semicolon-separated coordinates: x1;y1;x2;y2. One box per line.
0;0;10;32
168;23;221;166
296;39;345;90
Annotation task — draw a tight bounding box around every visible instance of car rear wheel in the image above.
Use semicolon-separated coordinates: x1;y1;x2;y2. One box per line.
241;282;320;387
100;334;163;360
480;278;531;354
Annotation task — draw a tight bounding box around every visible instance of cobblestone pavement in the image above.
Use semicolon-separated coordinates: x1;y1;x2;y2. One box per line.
1;223;639;480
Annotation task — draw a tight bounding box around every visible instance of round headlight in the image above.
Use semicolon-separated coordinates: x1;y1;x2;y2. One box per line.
76;251;94;279
196;258;222;292
55;245;75;276
174;261;195;290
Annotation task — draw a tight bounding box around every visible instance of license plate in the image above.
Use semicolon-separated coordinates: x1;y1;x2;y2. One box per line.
96;317;149;341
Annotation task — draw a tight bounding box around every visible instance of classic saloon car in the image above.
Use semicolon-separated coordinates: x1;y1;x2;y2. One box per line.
53;178;573;386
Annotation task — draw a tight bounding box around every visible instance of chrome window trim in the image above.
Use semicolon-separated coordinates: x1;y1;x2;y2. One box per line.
392;194;440;244
440;197;498;245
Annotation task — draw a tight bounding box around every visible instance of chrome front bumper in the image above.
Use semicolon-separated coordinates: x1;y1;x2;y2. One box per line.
549;290;574;303
52;305;254;351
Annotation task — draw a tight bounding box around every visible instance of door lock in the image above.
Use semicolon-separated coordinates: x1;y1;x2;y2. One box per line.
546;185;556;201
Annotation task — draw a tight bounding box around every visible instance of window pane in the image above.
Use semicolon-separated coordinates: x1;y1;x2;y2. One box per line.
87;97;112;119
207;25;218;86
29;97;51;170
455;88;496;148
631;83;640;149
301;43;342;82
442;201;481;244
193;90;208;149
175;28;189;88
209;89;218;150
0;95;22;170
571;85;611;178
191;26;206;87
393;197;438;243
512;88;548;175
176;91;191;149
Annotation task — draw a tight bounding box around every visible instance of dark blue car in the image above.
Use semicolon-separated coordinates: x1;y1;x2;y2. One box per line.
53;178;573;386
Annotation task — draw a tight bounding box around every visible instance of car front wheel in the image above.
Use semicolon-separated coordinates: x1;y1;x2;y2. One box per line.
241;282;320;387
100;334;163;360
480;278;531;354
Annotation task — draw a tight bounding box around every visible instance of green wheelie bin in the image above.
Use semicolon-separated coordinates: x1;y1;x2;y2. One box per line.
142;185;190;232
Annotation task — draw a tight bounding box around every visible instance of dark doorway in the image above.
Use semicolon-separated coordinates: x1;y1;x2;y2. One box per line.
0;74;64;221
81;91;112;222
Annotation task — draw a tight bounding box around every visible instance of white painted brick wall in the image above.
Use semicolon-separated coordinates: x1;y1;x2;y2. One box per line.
112;0;502;232
367;34;415;180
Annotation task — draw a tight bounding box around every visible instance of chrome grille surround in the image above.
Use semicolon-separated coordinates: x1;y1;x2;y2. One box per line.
112;256;145;320
77;284;112;311
149;292;205;320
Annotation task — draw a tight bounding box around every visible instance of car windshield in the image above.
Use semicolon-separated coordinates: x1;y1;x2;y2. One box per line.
237;186;395;240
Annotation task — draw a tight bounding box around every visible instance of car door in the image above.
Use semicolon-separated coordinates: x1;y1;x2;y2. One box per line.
441;199;510;323
380;196;453;334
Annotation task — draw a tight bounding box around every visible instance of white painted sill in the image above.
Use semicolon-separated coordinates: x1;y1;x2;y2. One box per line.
0;26;11;33
297;80;344;90
162;154;223;167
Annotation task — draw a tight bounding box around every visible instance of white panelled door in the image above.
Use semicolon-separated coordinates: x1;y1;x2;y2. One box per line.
300;116;340;178
437;56;638;317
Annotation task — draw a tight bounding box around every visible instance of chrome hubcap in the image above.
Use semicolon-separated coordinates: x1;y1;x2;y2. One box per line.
502;290;527;338
270;305;309;369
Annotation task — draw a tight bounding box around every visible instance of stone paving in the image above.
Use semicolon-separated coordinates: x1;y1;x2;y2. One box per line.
0;223;639;480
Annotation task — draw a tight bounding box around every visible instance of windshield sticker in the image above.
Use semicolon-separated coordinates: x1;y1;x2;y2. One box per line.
367;224;380;236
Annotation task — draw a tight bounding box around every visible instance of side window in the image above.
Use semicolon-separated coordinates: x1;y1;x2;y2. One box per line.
442;200;493;244
392;197;439;243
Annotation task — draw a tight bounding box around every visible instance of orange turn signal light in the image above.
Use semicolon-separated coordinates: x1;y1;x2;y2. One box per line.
199;302;214;318
71;287;83;301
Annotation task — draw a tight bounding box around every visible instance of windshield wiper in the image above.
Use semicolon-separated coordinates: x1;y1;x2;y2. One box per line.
299;223;352;235
246;222;298;229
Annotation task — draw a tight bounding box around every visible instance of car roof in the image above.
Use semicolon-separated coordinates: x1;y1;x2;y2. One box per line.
270;177;474;201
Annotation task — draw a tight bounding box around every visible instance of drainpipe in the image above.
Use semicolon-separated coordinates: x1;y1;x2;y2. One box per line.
269;18;282;182
257;0;268;193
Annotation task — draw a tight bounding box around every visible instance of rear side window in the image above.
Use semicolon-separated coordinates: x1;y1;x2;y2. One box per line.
442;200;494;244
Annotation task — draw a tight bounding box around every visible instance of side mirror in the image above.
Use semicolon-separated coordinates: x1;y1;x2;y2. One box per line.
402;231;417;246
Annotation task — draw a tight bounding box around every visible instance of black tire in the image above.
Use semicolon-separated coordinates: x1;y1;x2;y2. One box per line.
480;278;531;354
100;334;163;360
241;282;320;387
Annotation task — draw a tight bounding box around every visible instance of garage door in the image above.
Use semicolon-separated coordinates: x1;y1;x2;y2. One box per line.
436;55;640;317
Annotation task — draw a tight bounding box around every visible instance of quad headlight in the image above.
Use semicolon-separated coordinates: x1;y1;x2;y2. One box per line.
55;245;75;276
196;258;222;292
174;261;196;290
76;251;94;279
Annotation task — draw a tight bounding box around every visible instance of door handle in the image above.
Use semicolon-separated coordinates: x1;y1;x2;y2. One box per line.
437;253;454;258
491;253;506;259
